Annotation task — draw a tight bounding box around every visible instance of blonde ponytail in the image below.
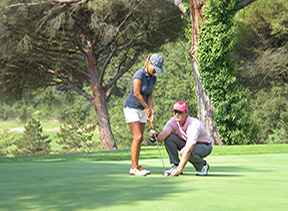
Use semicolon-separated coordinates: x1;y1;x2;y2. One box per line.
143;54;152;71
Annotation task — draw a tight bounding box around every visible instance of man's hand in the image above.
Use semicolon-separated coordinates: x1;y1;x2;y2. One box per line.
170;168;182;177
149;129;157;137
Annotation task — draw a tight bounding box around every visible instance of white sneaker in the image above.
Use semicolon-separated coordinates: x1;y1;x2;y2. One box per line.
164;165;182;176
138;166;151;175
129;166;148;176
196;163;209;176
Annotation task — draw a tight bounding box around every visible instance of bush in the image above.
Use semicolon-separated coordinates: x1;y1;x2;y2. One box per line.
249;84;288;144
12;113;52;156
56;110;100;153
0;129;14;157
267;128;288;144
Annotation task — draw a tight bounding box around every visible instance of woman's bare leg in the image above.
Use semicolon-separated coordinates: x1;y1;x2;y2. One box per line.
129;122;145;169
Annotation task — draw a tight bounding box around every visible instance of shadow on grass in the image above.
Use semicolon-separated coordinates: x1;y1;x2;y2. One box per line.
181;166;244;177
0;161;192;210
181;164;271;177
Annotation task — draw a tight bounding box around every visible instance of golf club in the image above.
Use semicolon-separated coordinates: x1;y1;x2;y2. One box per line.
148;117;166;175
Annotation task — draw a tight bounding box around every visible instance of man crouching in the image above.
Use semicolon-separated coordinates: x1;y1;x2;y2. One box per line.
149;101;212;177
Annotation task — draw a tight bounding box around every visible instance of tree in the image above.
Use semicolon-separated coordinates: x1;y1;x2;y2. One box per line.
12;113;52;156
187;0;224;145
233;0;288;144
234;0;288;90
167;0;257;145
0;0;186;150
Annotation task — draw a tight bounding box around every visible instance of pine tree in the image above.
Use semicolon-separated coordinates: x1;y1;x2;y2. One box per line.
12;115;51;156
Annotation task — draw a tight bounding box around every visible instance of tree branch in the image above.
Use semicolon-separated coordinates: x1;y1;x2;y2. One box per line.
236;0;257;11
32;48;91;79
33;45;84;62
47;68;94;103
164;0;188;18
0;0;88;11
99;0;145;86
165;0;257;16
105;42;147;92
29;35;82;56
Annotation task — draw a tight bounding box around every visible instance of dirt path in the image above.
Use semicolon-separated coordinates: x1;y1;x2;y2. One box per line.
8;128;60;132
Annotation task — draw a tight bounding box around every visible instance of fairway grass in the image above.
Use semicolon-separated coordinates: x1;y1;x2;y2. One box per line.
0;146;288;210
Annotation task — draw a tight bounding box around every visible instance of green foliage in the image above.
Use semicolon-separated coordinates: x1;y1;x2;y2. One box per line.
0;0;186;150
234;0;288;90
248;84;288;144
56;109;100;153
0;0;186;101
0;129;14;157
12;112;52;156
267;128;288;144
0;87;95;123
237;0;288;48
153;41;198;128
232;0;288;144
197;0;258;145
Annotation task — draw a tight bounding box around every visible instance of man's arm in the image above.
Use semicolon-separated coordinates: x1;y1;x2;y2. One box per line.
149;129;171;143
170;143;195;177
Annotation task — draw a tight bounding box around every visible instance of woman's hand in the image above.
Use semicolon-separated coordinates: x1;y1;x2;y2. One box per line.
145;107;152;120
149;108;154;122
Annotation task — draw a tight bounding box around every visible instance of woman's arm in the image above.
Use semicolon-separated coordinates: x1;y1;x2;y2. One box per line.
133;79;151;116
147;85;155;119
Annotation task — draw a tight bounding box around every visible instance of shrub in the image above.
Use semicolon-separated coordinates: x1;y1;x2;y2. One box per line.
0;129;14;157
56;110;100;153
12;113;52;156
249;84;288;144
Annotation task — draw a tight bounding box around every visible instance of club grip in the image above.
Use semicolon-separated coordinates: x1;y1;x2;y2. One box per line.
148;116;154;128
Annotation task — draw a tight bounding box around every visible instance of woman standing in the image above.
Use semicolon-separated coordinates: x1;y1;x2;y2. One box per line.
124;53;164;176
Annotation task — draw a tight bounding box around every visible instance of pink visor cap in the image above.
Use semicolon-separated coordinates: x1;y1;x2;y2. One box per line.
172;101;188;112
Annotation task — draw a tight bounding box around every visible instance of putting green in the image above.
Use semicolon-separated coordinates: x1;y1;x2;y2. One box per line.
0;153;287;210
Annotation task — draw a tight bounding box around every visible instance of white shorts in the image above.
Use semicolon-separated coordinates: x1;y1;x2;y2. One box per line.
123;107;147;124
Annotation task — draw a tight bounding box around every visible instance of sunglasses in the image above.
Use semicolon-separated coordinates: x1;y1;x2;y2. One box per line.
173;110;184;115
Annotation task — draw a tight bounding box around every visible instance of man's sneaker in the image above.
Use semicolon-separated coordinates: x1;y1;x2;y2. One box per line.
196;163;209;176
129;166;148;176
138;166;151;175
163;164;182;176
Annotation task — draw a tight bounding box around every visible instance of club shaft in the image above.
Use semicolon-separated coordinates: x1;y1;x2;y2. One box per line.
155;135;165;172
150;120;166;173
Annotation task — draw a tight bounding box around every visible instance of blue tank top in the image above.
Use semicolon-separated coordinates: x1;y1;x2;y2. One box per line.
124;68;157;110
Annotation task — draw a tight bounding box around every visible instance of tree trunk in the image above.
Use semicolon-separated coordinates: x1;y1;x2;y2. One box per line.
87;48;117;150
93;86;117;151
188;0;224;145
188;53;224;145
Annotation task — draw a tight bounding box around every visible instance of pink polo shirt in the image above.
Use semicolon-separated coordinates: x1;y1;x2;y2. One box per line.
163;116;212;145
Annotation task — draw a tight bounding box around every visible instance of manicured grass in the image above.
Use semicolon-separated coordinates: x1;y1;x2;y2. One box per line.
0;145;288;210
1;144;287;163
